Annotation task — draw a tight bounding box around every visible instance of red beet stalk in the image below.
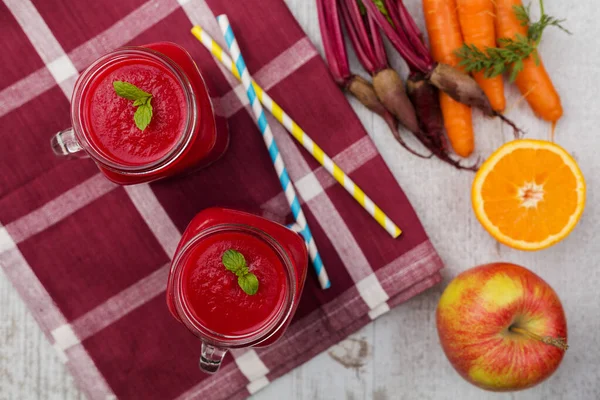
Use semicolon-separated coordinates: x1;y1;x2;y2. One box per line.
316;0;352;86
362;0;433;73
391;0;431;61
368;12;388;73
340;0;381;73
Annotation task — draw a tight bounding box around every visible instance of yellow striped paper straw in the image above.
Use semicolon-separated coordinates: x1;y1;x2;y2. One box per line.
191;26;402;238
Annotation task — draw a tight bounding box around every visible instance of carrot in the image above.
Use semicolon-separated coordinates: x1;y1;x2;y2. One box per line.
422;0;474;157
439;94;474;157
456;0;506;112
495;0;562;122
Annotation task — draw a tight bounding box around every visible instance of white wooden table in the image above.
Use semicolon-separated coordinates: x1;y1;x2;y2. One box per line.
1;1;598;399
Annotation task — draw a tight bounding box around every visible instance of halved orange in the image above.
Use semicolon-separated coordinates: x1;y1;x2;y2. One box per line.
472;139;586;251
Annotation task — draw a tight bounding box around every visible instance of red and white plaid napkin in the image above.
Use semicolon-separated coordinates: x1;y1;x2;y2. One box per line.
0;0;443;399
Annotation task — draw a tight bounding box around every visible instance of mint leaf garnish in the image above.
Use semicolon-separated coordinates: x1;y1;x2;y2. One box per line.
113;81;153;131
238;273;259;295
134;98;153;131
222;249;246;274
222;249;259;295
113;81;151;101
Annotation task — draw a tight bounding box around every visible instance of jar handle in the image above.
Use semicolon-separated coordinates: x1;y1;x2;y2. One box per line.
199;342;228;374
50;128;87;158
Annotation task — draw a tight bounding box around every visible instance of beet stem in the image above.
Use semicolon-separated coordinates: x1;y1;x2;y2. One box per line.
381;0;434;69
363;0;431;73
385;0;419;55
396;0;433;62
383;0;425;69
316;0;352;85
339;0;377;73
367;10;389;72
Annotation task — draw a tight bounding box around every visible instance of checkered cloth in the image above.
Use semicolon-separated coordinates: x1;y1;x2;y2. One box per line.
0;0;443;399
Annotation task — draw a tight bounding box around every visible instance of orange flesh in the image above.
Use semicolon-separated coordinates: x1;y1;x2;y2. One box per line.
480;148;579;242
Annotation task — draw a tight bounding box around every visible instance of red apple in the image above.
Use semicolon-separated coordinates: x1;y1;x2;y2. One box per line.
436;263;568;391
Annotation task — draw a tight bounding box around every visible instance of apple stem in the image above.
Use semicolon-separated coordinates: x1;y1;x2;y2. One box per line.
509;326;569;351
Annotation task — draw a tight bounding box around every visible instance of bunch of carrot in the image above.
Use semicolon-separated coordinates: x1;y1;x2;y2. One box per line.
422;0;563;156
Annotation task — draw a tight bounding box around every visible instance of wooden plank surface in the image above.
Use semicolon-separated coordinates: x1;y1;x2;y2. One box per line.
1;0;599;399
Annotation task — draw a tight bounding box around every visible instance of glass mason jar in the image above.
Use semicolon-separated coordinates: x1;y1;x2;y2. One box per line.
50;42;229;184
166;208;308;374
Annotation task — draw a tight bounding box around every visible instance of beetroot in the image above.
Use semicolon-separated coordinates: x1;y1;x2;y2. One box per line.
371;68;419;134
407;73;478;170
348;76;429;158
339;0;420;135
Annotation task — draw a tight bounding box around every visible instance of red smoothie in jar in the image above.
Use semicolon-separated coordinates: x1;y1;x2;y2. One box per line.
180;230;289;337
84;54;187;167
167;208;308;373
59;42;228;184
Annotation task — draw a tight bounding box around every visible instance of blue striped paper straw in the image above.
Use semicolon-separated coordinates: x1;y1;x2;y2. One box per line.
217;15;331;290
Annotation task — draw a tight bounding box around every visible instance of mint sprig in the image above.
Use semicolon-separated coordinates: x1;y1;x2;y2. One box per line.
113;81;153;131
238;274;259;296
222;249;259;295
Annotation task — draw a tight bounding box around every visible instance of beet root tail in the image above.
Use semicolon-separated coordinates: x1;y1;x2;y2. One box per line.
494;112;526;138
430;149;480;171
